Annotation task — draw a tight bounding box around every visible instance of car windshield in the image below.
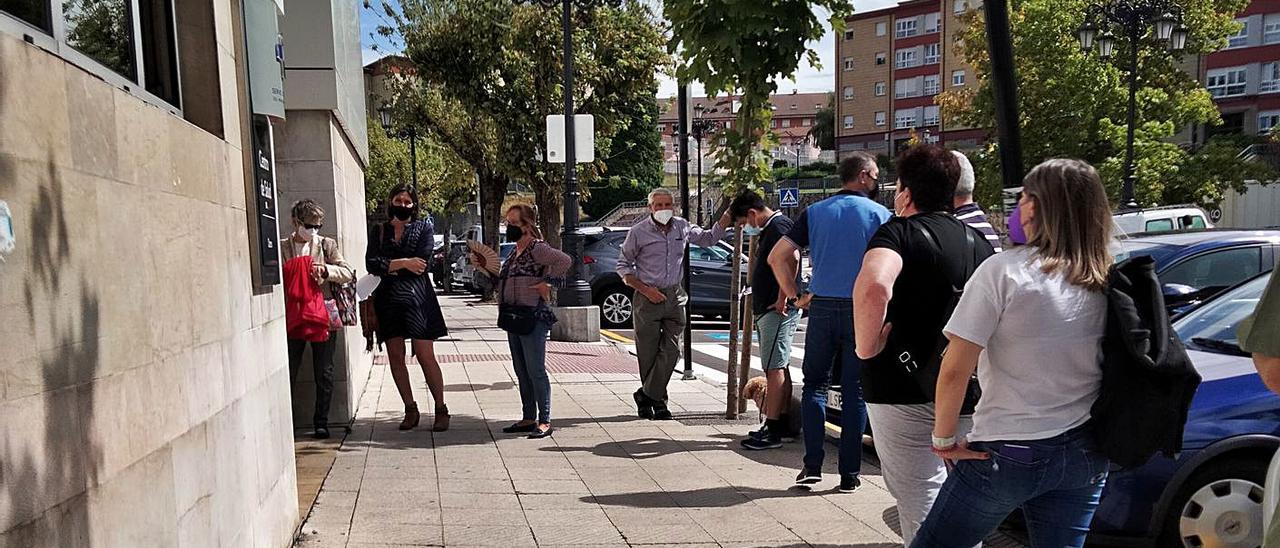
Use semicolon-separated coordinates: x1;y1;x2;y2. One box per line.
499;243;516;260
1174;273;1270;356
1114;240;1183;265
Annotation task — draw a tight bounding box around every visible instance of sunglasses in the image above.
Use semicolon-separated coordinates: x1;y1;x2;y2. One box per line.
302;222;323;230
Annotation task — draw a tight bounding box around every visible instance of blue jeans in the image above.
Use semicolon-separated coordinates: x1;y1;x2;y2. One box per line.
508;321;553;423
912;426;1110;548
800;298;865;477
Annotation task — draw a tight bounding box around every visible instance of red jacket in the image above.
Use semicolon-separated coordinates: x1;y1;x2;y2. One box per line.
284;256;331;342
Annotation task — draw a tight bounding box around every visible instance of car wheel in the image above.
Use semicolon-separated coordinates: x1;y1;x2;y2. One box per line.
1160;457;1267;548
598;286;633;328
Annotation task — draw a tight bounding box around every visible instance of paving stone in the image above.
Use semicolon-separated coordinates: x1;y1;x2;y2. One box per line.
440;493;522;510
511;478;591;494
528;522;626;545
440;508;530;526
439;478;514;494
346;523;443;545
442;524;536;547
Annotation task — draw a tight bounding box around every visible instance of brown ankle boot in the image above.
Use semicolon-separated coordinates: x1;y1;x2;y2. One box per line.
400;402;420;430
432;405;450;432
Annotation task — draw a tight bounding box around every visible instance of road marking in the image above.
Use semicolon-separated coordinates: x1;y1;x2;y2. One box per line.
600;329;633;344
692;343;806;382
619;344;728;384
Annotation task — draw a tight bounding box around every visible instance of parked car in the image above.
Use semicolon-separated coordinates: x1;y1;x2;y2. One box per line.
1114;204;1215;235
1089;271;1277;546
453;242;515;293
1115;229;1280;314
580;227;747;328
433;240;468;288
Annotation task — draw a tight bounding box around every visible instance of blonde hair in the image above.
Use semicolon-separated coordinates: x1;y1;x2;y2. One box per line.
1022;159;1113;290
505;204;543;239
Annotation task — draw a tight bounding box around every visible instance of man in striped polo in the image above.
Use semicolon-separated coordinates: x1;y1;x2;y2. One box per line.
951;151;1003;253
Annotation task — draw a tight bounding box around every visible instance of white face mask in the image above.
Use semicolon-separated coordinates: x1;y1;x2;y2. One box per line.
298;227;319;239
653;209;675;225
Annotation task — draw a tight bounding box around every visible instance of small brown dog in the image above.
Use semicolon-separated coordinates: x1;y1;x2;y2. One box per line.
742;376;769;415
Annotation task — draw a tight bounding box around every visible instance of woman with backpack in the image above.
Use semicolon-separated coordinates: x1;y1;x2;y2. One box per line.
472;204;570;439
913;159;1113;547
366;185;450;432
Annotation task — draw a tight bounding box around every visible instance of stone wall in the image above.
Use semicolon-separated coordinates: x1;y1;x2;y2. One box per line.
0;24;298;548
275;110;373;427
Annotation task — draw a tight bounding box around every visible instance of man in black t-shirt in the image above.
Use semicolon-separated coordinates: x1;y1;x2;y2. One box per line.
852;145;994;546
729;191;800;450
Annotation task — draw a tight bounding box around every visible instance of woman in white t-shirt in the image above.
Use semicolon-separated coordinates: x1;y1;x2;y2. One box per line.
912;159;1113;548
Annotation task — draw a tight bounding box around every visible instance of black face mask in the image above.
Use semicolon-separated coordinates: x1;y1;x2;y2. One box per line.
505;225;524;242
866;179;880;201
389;205;415;221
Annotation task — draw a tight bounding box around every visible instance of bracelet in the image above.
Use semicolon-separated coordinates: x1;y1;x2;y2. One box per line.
931;434;956;450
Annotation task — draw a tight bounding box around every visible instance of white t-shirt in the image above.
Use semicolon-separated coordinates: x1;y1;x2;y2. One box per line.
944;247;1107;442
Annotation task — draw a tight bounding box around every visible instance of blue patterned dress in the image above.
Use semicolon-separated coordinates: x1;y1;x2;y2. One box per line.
366;218;449;342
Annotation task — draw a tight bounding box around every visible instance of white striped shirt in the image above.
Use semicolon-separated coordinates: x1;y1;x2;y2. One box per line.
955;202;1003;253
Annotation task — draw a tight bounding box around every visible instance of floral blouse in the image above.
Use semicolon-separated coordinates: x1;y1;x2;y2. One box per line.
498;240;572;325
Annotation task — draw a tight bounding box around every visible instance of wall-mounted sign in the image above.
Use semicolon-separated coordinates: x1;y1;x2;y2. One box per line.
244;0;285;119
252;116;281;285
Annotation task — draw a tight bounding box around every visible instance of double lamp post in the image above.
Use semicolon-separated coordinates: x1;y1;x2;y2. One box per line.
1076;0;1189;209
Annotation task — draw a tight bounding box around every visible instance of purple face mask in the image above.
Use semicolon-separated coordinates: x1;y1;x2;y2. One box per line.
1007;206;1027;245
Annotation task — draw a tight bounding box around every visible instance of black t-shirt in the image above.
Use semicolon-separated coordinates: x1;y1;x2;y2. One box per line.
752;213;796;316
861;212;996;405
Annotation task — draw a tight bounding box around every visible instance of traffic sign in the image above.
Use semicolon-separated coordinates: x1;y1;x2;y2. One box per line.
779;187;800;208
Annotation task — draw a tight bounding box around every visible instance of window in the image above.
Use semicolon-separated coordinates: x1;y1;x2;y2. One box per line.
1263;62;1280;93
843;86;854;100
924;105;940;126
924;43;941;64
924;13;941;33
844;29;854;40
1260;110;1280;134
876;52;886;65
843;115;854;129
896;49;919;69
952;70;967;86
4;0;182;106
896;18;918;38
802;118;812;127
1229;18;1249;48
953;0;966;13
895;78;921;98
843;57;855;71
876;21;887;36
924;74;941;95
1266;14;1280;44
895;109;917;129
1161;247;1263;293
771;120;778;128
1207;67;1247;97
789;103;797;110
875;81;886;96
781;119;792;128
875;111;886;126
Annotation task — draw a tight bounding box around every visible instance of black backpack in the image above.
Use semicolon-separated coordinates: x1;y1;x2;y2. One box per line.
1091;256;1202;468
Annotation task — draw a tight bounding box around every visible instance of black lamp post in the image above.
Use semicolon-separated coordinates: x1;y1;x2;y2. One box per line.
1078;0;1188;210
378;103;419;200
517;0;619;307
690;106;719;225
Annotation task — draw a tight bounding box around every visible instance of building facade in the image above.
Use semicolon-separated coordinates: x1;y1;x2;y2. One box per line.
834;0;986;157
657;91;832;175
1197;0;1280;137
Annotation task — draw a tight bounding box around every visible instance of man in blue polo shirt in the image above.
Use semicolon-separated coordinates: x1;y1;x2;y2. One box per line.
768;151;890;492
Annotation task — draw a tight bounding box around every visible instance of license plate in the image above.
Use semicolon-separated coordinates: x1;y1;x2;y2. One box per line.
827;388;842;410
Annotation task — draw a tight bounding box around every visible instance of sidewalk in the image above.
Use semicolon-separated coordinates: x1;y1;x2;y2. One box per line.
293;294;1023;547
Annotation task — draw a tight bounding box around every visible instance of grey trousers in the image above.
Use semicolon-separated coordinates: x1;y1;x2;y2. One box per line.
632;285;688;402
865;403;976;547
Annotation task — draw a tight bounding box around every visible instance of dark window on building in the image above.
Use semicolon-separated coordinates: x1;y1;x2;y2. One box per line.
140;0;180;106
1;0;52;31
64;0;137;79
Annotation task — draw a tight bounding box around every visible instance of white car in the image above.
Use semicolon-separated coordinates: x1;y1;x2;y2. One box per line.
1113;205;1214;236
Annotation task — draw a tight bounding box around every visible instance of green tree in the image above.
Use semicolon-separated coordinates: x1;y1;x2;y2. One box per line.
63;0;133;77
365;117;475;218
809;93;836;151
939;0;1272;208
583;95;664;220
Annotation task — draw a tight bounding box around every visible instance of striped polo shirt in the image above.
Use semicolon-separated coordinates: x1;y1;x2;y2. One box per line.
954;202;1003;253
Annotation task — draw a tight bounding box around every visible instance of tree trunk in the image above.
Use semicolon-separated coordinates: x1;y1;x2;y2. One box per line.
534;181;564;249
725;229;744;419
736;235;758;414
478;170;508;302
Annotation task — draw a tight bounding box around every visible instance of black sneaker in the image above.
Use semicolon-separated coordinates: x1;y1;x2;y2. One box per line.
313;426;330;440
838;474;861;493
634;389;655;419
741;433;783;450
652;406;673;421
795;467;821;485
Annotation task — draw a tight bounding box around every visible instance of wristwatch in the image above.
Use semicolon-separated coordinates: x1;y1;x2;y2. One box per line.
931;434;956;450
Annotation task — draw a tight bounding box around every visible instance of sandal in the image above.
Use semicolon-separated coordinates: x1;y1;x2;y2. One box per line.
527;423;553;439
432;405;451;432
502;421;537;434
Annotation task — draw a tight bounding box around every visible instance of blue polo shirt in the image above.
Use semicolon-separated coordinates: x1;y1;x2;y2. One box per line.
783;190;890;298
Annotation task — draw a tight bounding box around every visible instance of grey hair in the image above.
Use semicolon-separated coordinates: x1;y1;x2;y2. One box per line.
648;188;675;204
952;151;975;198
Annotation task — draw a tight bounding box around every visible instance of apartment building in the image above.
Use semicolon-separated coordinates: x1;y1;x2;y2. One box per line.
835;0;986;158
1197;0;1280;136
657;91;832;174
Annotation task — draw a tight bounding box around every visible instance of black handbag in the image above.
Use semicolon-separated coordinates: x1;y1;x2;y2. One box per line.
498;304;537;335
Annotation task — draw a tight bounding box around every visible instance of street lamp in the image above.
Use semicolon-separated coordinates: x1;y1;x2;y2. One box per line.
377;103;419;200
1077;0;1187;210
690;106;719;225
516;0;621;307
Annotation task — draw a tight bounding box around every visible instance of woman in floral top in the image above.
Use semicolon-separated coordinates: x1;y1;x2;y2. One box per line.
474;204;571;438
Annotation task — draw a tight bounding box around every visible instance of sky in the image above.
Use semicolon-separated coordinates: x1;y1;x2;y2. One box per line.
360;0;900;98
